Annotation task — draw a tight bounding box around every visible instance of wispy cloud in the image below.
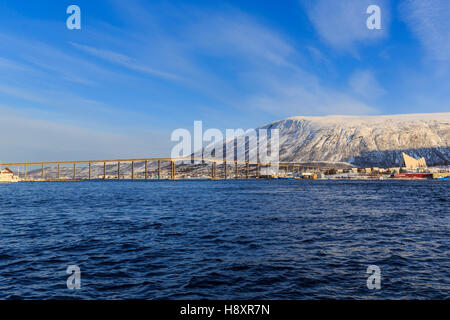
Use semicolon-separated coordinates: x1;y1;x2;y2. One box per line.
240;66;377;116
349;70;386;99
58;0;382;120
70;42;182;81
301;0;389;51
0;83;105;113
0;56;32;72
159;7;375;116
245;82;377;117
0;84;51;106
400;0;450;61
0;32;117;86
185;11;297;68
190;10;378;116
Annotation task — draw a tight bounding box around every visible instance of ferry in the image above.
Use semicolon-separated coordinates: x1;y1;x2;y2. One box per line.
393;173;433;179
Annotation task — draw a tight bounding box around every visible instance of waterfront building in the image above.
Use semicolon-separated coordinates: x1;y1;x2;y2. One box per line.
0;168;19;183
402;152;427;169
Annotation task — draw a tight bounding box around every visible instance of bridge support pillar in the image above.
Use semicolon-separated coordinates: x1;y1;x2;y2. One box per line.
212;162;216;180
158;160;161;180
103;162;106;179
235;162;238;179
131;161;135;180
224;161;227;179
57;164;60;180
145;160;148;180
171;161;175;180
117;162;120;180
246;162;249;179
89;163;92;180
73;164;76;180
41;164;44;180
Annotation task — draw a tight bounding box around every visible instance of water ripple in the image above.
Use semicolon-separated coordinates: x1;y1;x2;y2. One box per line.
0;180;448;299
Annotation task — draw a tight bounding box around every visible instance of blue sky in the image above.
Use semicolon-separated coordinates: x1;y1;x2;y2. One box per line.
0;0;449;162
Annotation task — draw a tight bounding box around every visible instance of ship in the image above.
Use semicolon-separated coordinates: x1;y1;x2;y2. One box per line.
393;173;433;179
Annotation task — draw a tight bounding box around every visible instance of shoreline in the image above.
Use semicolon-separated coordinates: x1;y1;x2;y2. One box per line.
4;177;449;183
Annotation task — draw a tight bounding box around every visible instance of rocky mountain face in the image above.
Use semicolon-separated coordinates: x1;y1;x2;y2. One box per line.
261;113;450;168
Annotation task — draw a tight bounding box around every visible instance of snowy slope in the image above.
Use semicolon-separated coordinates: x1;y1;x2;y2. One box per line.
261;113;450;167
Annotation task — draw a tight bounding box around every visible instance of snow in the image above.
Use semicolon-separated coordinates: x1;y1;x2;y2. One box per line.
261;113;450;167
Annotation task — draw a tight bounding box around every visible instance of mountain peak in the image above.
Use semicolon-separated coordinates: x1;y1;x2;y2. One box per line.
262;113;449;167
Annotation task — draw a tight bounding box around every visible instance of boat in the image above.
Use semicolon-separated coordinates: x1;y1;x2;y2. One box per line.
433;173;450;180
393;173;433;179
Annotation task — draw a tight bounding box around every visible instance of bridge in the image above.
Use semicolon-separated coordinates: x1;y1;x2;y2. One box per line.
0;157;338;181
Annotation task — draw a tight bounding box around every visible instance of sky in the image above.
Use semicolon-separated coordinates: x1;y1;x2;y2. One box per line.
0;0;449;162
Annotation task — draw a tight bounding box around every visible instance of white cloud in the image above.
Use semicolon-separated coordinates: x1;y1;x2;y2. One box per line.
400;0;450;61
70;42;182;81
349;70;386;99
246;88;376;117
0;84;51;106
0;32;117;86
0;56;31;71
179;9;378;116
301;0;390;51
186;11;297;68
0;83;111;114
244;70;377;116
76;2;379;118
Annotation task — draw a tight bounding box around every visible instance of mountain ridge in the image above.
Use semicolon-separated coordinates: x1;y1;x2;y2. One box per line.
260;112;450;167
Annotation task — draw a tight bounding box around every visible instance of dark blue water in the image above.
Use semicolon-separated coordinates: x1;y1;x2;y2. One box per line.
0;180;448;299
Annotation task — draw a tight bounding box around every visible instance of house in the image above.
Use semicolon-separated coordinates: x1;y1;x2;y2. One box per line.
0;168;19;183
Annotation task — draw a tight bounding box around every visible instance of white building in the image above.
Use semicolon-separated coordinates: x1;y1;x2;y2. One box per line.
402;152;427;169
0;168;19;183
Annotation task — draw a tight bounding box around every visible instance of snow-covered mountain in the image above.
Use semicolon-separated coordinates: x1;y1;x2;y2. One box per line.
261;113;450;167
